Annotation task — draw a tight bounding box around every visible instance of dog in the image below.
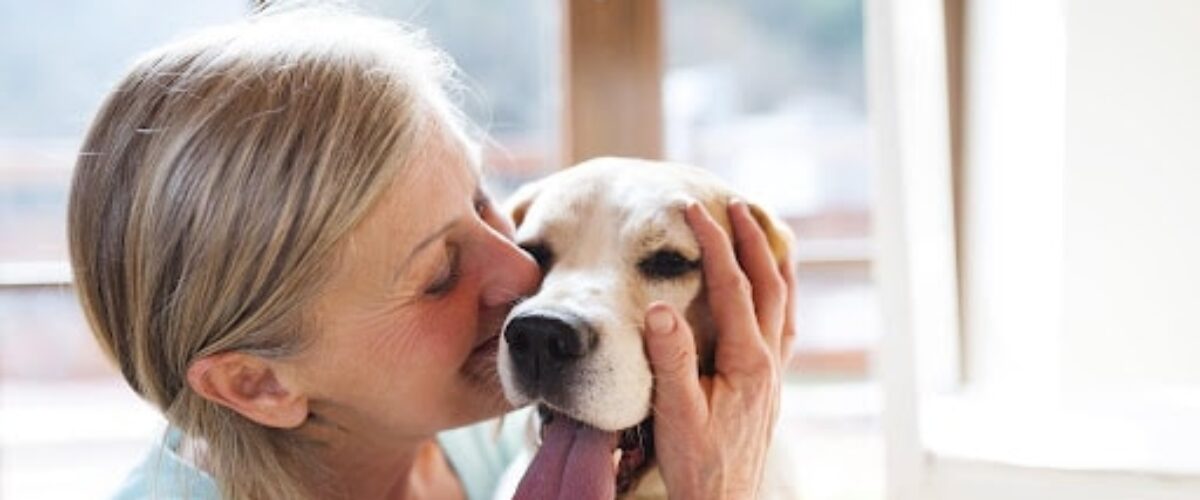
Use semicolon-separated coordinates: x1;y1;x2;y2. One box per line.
496;157;795;499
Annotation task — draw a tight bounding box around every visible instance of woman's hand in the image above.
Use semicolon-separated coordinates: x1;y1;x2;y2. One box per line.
644;200;796;498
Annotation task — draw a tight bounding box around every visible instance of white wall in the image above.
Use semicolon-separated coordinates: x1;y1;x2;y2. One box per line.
872;0;1200;498
960;0;1200;398
960;0;1064;396
925;459;1200;500
1064;0;1200;392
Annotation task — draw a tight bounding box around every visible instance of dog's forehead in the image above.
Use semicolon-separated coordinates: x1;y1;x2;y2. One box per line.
534;159;727;216
516;160;729;249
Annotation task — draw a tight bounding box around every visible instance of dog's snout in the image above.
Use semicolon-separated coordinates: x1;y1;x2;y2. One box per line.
504;314;596;394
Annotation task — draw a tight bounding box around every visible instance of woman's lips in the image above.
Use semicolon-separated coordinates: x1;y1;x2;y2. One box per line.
472;335;500;355
461;335;501;384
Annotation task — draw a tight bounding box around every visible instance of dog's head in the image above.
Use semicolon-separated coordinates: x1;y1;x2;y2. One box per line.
498;157;793;493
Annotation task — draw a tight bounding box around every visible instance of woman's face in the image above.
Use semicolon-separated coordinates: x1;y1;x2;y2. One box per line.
290;129;540;441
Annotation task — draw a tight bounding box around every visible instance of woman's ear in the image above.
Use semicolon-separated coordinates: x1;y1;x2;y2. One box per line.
186;352;309;429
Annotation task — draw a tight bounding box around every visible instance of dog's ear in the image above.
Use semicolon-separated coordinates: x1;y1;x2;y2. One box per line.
747;202;795;266
503;181;543;229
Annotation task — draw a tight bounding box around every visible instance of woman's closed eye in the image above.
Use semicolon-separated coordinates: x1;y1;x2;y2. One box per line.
422;190;495;298
424;246;462;297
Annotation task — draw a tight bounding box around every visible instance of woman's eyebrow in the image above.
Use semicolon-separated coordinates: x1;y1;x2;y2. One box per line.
391;174;481;282
393;219;457;283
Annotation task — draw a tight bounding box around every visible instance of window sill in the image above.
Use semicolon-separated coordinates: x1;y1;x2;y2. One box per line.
922;389;1200;476
0;379;165;446
0;261;72;286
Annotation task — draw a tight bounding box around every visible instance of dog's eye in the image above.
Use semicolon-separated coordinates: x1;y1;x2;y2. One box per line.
520;243;554;272
638;250;700;280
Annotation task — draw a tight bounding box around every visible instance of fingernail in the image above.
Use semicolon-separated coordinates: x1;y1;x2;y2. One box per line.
729;198;749;215
647;306;675;335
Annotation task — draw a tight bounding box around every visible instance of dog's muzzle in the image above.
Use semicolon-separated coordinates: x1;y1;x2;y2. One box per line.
503;312;597;400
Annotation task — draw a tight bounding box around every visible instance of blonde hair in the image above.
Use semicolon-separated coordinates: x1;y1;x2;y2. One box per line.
68;6;468;498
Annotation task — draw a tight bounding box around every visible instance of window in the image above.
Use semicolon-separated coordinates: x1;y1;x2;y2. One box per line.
2;3;252;497
874;0;1200;498
665;1;881;499
359;0;560;197
665;0;877;376
3;2;879;498
0;1;559;497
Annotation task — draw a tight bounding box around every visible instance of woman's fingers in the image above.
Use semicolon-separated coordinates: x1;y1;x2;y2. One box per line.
684;202;769;377
652;201;789;500
778;257;797;365
644;302;707;423
727;201;788;349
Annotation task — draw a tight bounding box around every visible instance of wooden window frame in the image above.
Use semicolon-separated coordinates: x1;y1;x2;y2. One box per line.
561;0;664;164
561;0;874;379
0;0;873;379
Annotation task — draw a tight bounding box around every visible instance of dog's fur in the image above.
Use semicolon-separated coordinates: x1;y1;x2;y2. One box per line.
496;157;795;499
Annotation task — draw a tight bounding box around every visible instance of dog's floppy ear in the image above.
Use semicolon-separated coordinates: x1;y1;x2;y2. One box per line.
503;180;542;228
746;202;795;266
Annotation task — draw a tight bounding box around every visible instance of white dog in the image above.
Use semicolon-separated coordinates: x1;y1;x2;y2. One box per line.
497;157;795;499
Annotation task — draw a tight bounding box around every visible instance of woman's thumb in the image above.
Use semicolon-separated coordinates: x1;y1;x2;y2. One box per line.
644;302;706;419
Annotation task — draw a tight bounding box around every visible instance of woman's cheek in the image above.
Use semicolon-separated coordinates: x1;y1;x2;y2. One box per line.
408;295;479;362
357;314;426;373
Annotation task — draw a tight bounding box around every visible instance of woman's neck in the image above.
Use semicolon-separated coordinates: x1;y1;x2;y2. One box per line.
316;430;464;500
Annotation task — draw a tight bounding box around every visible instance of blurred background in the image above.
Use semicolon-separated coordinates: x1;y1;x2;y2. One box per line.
0;1;880;498
7;1;1200;499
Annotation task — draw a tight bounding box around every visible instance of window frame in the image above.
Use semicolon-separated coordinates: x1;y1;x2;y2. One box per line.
871;0;1200;498
0;0;876;380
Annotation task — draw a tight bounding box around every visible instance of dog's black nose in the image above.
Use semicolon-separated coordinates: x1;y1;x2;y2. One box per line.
504;313;596;394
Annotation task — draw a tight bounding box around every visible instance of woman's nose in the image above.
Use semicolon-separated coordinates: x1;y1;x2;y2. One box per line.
480;232;541;308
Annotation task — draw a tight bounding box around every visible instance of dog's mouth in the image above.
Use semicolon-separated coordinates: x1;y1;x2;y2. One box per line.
512;405;655;499
614;417;656;493
541;406;656;494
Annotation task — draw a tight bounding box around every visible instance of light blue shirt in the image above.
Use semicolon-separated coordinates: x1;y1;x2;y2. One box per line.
111;411;531;500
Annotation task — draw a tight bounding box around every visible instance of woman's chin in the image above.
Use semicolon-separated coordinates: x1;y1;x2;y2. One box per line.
445;382;510;428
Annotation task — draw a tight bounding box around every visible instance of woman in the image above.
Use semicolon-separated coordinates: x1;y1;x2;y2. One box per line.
69;6;793;499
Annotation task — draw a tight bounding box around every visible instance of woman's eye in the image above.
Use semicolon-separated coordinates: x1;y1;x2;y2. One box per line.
637;249;700;280
424;250;462;296
519;243;554;271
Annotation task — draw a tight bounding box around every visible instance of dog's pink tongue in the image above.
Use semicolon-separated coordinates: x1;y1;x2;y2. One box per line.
514;416;619;500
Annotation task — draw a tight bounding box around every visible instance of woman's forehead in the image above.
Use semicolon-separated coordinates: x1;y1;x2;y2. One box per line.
329;132;476;288
373;133;477;238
